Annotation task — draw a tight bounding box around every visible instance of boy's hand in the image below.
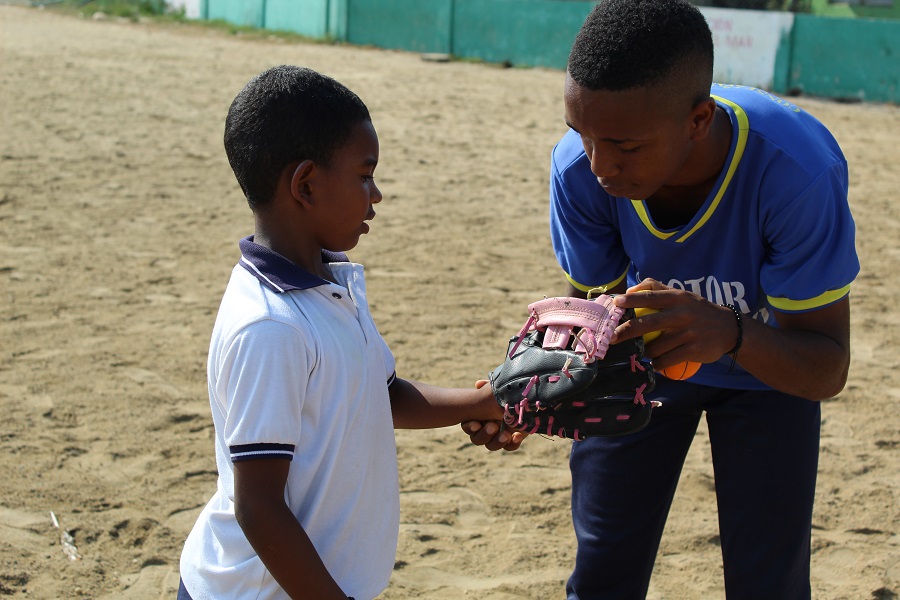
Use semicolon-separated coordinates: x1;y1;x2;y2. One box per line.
461;379;527;451
460;419;526;451
612;278;740;368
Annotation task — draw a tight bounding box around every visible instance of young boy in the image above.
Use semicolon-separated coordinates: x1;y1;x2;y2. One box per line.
467;1;858;598
178;65;518;600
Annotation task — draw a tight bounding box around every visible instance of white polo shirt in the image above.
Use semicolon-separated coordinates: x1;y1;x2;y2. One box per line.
180;237;399;600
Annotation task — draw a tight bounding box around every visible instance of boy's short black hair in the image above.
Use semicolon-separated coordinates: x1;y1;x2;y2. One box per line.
224;65;371;209
568;0;713;103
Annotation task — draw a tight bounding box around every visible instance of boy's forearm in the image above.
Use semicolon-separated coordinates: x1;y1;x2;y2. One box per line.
612;282;852;401
236;477;349;599
729;303;850;400
389;377;503;429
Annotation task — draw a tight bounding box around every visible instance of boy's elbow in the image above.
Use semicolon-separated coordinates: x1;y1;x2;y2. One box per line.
234;498;255;532
820;372;850;401
804;359;850;401
234;493;273;534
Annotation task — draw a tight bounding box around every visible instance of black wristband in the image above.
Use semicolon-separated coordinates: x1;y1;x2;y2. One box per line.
722;303;743;373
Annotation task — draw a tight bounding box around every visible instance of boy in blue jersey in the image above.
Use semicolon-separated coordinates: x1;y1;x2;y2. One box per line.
178;66;518;600
465;1;858;598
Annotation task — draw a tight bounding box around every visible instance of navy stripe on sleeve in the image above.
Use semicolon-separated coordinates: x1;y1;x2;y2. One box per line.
229;443;295;462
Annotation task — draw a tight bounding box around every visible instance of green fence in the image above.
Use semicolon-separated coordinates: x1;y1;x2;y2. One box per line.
347;0;452;54
451;0;592;69
200;0;900;104
201;0;343;38
778;14;898;102
265;0;328;38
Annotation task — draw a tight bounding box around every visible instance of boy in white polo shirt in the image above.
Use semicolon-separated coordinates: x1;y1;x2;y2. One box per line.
177;65;520;600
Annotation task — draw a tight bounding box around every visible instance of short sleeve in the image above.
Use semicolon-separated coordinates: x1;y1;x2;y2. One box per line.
549;137;630;292
377;331;397;386
218;319;310;461
760;161;859;313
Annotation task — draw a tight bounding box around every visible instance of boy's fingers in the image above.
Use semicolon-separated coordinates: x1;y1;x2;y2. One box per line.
484;431;509;451
460;420;482;435
475;423;501;447
499;431;526;451
462;421;525;451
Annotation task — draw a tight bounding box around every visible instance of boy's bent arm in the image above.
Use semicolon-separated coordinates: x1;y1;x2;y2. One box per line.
613;282;851;401
389;377;505;430
738;298;850;400
234;459;350;600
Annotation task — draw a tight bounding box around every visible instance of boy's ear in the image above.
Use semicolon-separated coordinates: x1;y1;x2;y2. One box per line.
688;97;718;141
289;159;316;204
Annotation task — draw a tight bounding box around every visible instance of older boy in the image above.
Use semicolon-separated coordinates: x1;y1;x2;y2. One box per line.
467;1;858;598
178;65;516;600
559;2;857;598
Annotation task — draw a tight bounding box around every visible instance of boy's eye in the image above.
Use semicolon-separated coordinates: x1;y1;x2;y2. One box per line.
362;175;375;182
619;146;641;154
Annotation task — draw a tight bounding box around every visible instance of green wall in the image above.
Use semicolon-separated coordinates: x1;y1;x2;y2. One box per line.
451;0;593;69
809;0;900;20
347;0;452;54
781;14;899;102
265;0;328;38
200;0;900;104
205;0;263;27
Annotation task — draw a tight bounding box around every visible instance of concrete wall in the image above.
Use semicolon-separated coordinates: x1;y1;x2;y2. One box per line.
199;0;900;103
779;14;899;102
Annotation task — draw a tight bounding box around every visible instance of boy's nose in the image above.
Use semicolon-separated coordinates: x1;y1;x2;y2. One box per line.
589;148;621;178
370;181;383;203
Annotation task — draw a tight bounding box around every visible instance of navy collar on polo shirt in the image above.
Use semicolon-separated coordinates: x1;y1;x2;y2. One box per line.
237;236;349;294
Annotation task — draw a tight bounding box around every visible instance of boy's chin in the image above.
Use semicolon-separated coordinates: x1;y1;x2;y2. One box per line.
332;238;361;254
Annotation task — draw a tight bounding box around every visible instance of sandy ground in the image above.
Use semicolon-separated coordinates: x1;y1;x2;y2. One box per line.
0;6;898;599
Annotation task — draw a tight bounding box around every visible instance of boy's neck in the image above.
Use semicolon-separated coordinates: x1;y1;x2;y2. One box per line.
253;222;336;284
646;106;732;227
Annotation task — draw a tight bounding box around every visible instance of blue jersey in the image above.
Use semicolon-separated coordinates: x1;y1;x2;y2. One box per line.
549;84;859;389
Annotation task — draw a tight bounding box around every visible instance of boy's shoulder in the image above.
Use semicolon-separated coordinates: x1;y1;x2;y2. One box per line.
712;84;837;142
552;128;590;173
713;84;844;171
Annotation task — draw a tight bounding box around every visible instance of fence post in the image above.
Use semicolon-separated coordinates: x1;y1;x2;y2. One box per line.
448;0;456;56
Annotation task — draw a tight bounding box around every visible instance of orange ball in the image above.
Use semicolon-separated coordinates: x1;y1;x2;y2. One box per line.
658;361;701;380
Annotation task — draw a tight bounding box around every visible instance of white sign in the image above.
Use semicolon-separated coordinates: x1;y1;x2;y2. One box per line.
699;8;794;90
167;0;201;19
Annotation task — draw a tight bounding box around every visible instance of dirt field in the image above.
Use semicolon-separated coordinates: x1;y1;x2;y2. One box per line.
1;6;897;599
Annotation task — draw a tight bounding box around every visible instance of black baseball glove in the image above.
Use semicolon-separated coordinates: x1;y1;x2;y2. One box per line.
490;295;657;440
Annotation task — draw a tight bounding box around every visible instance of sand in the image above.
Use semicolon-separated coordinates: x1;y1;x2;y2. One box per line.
0;6;897;599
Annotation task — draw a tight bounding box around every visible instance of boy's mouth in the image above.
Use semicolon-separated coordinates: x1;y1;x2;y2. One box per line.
598;178;629;196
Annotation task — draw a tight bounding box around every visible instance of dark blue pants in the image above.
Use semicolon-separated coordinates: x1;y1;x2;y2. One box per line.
177;579;193;600
567;379;820;600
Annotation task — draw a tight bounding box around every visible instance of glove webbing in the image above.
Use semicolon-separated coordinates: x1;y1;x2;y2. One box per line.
508;295;623;363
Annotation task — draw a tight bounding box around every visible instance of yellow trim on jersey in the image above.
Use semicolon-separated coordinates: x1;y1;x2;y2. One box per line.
767;284;851;312
566;269;627;294
628;203;677;240
629;95;750;243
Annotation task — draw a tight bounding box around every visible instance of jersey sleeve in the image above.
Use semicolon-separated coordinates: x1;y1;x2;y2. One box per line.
378;328;397;387
549;139;630;293
760;161;859;313
218;319;310;462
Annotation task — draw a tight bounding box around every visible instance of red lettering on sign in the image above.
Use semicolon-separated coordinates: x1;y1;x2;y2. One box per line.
725;35;753;49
